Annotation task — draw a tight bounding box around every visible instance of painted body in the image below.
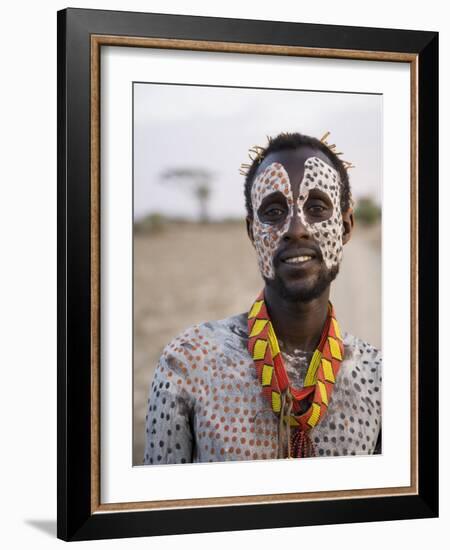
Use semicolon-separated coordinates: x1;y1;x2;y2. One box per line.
143;313;382;464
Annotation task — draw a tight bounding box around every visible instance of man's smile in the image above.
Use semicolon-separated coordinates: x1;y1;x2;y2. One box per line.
277;246;320;264
275;246;322;277
283;255;313;265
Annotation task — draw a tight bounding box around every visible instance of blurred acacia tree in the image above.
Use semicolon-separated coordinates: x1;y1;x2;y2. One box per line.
160;167;213;222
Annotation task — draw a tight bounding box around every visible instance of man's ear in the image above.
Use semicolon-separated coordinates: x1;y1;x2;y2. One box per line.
246;216;255;246
342;208;354;245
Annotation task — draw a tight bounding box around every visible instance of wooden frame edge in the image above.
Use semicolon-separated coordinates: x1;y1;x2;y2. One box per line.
91;34;417;61
410;54;419;500
91;34;101;513
89;34;420;514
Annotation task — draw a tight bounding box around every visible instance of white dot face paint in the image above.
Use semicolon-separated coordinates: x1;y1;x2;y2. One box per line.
251;162;293;279
297;157;344;270
251;156;343;280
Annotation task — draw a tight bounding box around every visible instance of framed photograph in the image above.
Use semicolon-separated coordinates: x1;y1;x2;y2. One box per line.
57;7;438;541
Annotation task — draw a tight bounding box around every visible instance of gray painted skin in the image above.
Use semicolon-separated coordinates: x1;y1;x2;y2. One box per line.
143;312;382;465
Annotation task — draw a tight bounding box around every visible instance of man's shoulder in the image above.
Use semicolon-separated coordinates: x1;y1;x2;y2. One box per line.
161;312;248;358
342;332;382;361
341;331;382;381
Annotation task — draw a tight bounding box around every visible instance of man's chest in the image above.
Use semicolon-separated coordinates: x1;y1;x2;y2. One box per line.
189;351;381;462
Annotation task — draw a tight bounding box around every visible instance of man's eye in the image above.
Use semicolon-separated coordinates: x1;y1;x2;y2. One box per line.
306;203;328;215
266;208;284;217
257;195;288;222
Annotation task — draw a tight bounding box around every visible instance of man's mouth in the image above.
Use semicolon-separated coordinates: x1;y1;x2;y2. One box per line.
278;247;320;266
283;255;313;264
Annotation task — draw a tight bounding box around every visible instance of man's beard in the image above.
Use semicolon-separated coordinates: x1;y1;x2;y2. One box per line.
264;262;340;303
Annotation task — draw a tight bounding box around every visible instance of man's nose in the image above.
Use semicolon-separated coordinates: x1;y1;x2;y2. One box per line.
282;210;310;242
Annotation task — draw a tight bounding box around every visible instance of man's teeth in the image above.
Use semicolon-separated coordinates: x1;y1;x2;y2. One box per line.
284;256;312;264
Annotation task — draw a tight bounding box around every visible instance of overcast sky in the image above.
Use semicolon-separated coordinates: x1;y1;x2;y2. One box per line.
134;83;382;221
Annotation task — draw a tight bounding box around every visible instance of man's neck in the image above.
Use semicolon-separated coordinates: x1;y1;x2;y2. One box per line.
264;285;330;353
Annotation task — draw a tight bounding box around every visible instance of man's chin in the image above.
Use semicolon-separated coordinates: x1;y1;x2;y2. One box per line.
264;265;340;303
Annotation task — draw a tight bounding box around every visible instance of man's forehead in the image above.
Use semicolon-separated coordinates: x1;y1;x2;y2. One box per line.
254;147;336;183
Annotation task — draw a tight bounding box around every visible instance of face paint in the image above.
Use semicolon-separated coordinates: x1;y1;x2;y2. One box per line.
251;157;343;279
251;162;293;279
297;157;343;270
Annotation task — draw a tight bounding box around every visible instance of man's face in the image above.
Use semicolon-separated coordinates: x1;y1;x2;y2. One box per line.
247;146;353;302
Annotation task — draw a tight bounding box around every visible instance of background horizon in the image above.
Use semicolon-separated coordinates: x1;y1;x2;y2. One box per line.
134;83;382;223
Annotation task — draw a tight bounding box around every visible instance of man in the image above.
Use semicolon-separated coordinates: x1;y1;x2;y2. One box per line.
143;131;382;464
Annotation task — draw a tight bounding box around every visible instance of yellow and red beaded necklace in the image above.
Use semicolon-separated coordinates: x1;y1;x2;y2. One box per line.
247;291;344;458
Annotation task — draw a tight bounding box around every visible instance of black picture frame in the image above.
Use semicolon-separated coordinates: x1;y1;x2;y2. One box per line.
57;7;438;541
